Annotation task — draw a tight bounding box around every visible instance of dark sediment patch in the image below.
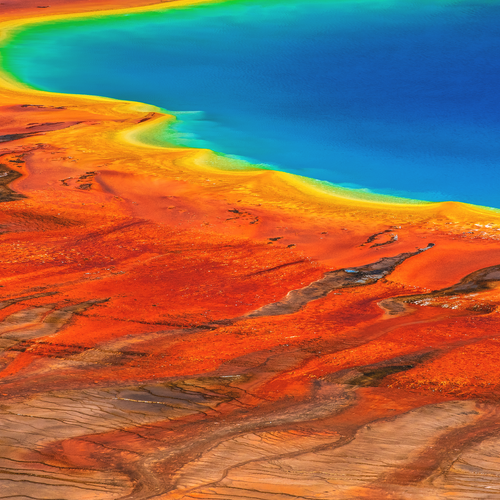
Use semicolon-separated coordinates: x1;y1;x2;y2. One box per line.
370;232;398;248
380;262;500;315
425;264;500;296
0;292;58;310
0;163;26;202
243;244;434;319
360;229;392;246
326;351;436;388
0;132;41;143
26;121;64;129
347;365;416;387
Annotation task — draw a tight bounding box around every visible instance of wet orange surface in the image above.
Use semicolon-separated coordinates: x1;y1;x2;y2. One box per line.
2;0;500;498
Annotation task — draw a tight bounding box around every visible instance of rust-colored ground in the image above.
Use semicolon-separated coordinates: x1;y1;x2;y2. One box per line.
2;1;500;499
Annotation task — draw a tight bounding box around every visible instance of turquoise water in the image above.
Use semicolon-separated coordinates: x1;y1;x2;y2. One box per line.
4;0;500;207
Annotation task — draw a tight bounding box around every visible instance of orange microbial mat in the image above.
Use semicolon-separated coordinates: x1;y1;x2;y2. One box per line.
1;1;500;499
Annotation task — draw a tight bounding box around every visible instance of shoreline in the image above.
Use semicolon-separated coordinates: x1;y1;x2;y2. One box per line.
1;0;499;215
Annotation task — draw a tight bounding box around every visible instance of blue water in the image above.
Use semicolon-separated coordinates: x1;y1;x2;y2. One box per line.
5;0;500;207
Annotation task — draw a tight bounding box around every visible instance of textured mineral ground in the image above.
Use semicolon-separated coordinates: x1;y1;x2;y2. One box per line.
2;1;500;499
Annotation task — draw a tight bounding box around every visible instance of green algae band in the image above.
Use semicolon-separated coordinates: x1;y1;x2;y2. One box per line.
4;0;500;207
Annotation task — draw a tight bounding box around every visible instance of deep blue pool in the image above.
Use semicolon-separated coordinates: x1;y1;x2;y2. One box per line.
4;0;500;207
